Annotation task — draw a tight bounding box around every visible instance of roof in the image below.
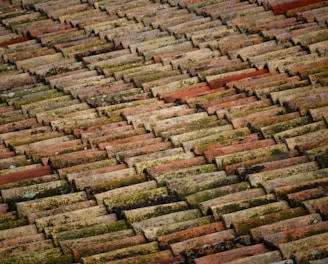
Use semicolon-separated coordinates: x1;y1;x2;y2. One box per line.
0;0;328;263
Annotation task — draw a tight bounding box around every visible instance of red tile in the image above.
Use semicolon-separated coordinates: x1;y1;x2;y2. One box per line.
250;213;323;242
194;243;270;264
0;118;40;134
66;163;127;183
245;155;309;175
162;85;211;104
157;222;225;249
0;165;53;185
209;96;258;115
287;186;328;207
49;149;108;169
263;221;328;248
269;0;324;15
0;36;30;47
204;139;275;163
28;24;73;38
224;150;297;176
148;256;185;264
98;133;155;151
288;57;328;76
208;69;269;89
0;151;15;159
232;207;307;236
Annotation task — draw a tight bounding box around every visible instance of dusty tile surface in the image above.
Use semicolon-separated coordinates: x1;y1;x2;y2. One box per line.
0;0;327;263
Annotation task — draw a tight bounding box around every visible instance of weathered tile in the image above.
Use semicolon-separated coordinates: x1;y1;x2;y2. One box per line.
72;234;147;262
16;191;87;218
107;250;173;264
286;182;328;207
215;143;288;171
58;228;133;254
132;150;195;174
1;179;73;202
166;169;228;196
263;220;328;249
95;180;157;205
213;194;279;221
248;45;305;69
157;221;225;249
248;159;318;187
0;224;38;240
194;243;270;264
232;206;307;236
185;180;249;206
279;232;328;259
26;199;96;225
44;212;117;240
0;247;72;264
261;168;328;193
0;233;45;248
0;239;55;259
0;165;53;185
205;139;275;164
250;213;323;242
225;251;283;264
170;229;236;256
221;201;290;228
285;128;328;151
81;241;160;264
143;215;214;241
274;121;326;144
74;167;143;192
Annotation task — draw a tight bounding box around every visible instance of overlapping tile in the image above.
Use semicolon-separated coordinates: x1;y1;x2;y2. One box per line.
0;0;327;263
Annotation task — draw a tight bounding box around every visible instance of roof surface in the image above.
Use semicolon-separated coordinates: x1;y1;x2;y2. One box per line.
0;0;328;263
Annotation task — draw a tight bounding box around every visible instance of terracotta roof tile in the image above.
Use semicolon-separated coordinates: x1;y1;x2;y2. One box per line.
0;165;53;186
26;199;97;224
0;0;327;262
73;167;141;191
267;0;326;16
279;232;328;260
0;232;45;248
51;219;128;248
1;239;53;258
170;229;236;256
248;161;319;187
262;167;328;194
232;206;307;236
15;190;87;219
250;213;323;241
222;201;290;228
194;243;271;264
81;241;159;264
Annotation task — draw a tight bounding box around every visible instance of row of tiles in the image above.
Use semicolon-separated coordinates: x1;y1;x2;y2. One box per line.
0;0;325;263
